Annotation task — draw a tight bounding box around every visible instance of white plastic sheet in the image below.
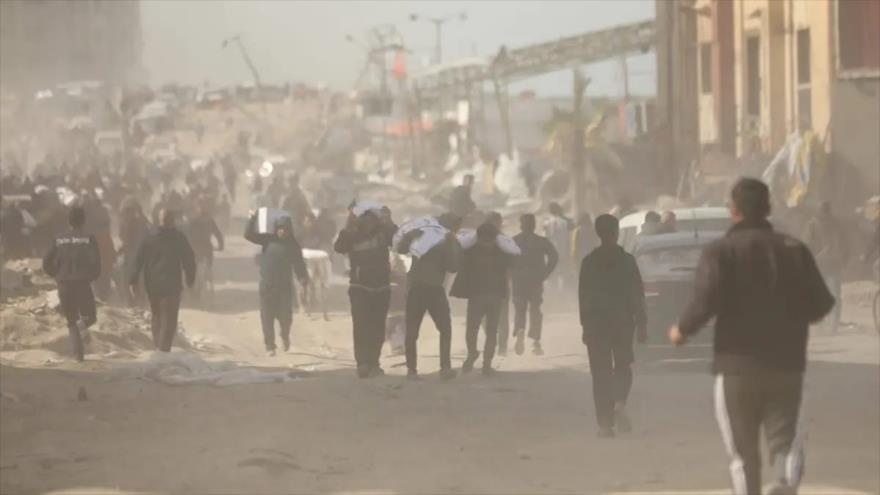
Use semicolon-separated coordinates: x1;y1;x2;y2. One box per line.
393;217;449;258
456;229;521;255
118;352;304;387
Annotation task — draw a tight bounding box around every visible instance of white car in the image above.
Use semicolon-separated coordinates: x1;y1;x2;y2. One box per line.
619;207;730;252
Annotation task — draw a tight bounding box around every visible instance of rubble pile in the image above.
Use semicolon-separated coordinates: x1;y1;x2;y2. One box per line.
1;259;192;358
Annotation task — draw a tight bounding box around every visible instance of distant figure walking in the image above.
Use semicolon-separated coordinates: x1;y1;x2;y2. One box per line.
512;214;558;356
450;222;515;375
334;206;397;378
578;214;646;438
245;212;310;356
396;214;462;380
42;206;101;362
670;178;833;495
130;209;196;352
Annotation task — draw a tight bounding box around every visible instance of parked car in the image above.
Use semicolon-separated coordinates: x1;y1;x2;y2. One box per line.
620;206;730;252
633;231;723;342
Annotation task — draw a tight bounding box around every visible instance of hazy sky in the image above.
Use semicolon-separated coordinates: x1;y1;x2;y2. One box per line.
141;0;656;97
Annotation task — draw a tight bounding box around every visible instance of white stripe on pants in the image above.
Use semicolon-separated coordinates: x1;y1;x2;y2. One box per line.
714;375;748;495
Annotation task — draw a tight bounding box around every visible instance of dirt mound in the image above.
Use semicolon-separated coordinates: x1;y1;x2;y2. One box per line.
1;290;192;359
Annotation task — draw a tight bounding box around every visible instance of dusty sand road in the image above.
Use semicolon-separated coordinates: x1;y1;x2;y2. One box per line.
2;239;878;495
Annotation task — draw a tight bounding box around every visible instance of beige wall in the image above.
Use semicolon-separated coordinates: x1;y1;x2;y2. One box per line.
694;0;835;153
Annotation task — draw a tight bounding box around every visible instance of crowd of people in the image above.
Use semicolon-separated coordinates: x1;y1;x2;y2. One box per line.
7;149;880;495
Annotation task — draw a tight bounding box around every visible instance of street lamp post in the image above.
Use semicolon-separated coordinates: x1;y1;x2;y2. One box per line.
409;11;467;65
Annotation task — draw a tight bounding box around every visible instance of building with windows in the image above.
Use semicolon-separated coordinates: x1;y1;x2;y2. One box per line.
0;0;143;91
689;0;878;200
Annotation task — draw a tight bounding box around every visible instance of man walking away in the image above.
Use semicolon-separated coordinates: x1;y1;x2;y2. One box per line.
186;200;225;302
670;178;833;495
245;212;310;356
334;208;397;378
804;201;848;333
450;222;514;375
131;209;196;352
579;214;646;438
397;214;462;380
42;206;101;362
512;214;558;356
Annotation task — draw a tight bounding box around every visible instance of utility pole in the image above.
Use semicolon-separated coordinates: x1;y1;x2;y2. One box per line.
409;11;467;65
572;69;590;218
620;54;630;102
221;34;268;118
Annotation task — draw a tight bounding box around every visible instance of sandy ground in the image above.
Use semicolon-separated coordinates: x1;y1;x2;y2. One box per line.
2;238;878;495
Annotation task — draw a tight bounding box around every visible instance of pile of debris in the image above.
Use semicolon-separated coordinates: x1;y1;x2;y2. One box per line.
1;258;192;359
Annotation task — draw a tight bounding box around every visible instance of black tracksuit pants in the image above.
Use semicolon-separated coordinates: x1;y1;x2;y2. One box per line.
405;285;452;373
466;295;502;368
513;283;543;340
584;326;634;430
147;290;182;352
714;371;805;495
260;288;293;351
58;281;97;361
349;287;391;370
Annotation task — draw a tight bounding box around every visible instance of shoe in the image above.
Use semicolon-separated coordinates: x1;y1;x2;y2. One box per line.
281;336;291;352
598;427;615;438
514;334;525;355
614;405;632;433
406;369;420;380
266;349;276;357
481;366;496;376
357;366;370;378
532;341;544;356
366;366;385;378
439;368;457;381
462;352;479;373
766;484;797;495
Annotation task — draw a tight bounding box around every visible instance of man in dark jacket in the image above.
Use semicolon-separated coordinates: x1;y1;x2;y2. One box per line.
130;209;197;352
512;214;558;356
579;214;646;438
245;212;309;356
450;222;513;375
397;214;462;380
334;208;397;378
42;206;101;362
186;200;225;302
670;178;833;495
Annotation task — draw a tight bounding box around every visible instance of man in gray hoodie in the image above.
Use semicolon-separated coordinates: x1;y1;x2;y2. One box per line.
579;214;646;438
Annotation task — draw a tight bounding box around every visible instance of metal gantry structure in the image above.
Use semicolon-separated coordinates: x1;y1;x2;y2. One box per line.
413;19;656;95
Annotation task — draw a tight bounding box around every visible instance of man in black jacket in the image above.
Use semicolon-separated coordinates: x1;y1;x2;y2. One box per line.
512;214;558;356
670;178;833;495
245;212;309;356
450;222;513;375
186;200;225;302
397;214;462;380
334;208;397;378
579;214;646;438
130;209;197;352
42;206;101;362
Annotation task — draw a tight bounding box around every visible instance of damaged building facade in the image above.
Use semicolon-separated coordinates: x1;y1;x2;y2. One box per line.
687;0;879;202
0;0;143;91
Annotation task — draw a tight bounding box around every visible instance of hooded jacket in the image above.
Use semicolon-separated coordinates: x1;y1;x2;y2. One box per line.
578;243;646;333
244;214;308;292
